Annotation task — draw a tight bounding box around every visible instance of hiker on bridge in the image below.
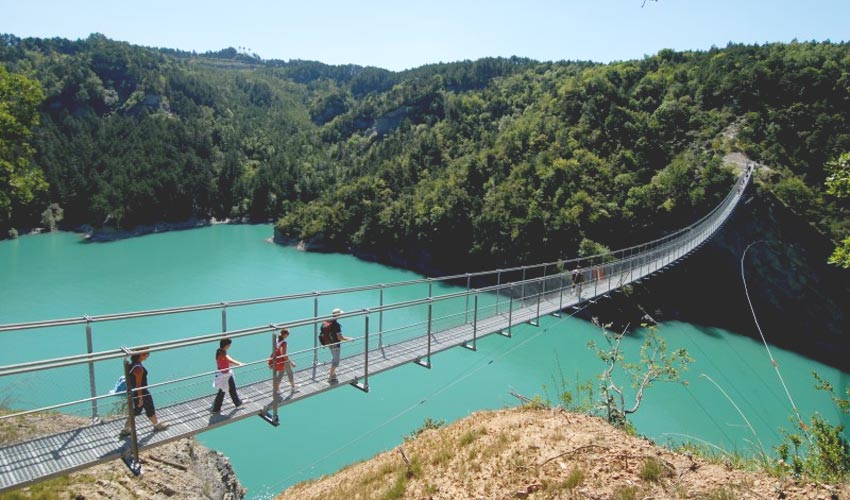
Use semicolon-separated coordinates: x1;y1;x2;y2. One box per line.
212;338;244;414
571;263;584;297
268;328;297;399
321;308;352;384
119;349;168;438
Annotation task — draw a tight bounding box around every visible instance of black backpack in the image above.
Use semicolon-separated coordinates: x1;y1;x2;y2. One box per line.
319;320;333;346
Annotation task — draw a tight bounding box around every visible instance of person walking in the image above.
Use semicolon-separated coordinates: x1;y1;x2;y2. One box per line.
212;338;243;414
268;328;296;401
571;263;584;295
119;348;168;438
324;308;351;383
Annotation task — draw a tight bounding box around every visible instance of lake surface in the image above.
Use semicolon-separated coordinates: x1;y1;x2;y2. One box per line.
1;225;847;499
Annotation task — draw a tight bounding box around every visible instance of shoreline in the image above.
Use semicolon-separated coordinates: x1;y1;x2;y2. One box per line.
7;217;268;243
80;217;244;242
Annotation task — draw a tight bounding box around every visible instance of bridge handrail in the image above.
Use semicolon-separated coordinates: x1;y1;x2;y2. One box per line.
0;276;538;376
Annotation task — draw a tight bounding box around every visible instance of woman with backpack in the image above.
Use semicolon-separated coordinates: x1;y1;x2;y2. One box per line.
119;348;168;438
268;328;296;400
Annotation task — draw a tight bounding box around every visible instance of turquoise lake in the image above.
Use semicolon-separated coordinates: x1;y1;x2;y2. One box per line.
0;224;847;499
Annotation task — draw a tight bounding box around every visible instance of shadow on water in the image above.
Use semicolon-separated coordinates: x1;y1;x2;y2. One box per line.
691;324;724;339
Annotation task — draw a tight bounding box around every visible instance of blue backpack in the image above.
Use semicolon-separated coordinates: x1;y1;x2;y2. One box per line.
110;375;127;395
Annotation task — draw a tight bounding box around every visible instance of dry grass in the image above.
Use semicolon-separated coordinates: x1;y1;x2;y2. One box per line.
279;406;850;500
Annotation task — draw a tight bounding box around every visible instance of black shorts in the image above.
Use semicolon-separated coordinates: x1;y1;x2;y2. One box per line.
132;391;156;418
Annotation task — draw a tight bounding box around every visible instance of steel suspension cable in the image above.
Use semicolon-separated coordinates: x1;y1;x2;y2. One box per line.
741;240;809;439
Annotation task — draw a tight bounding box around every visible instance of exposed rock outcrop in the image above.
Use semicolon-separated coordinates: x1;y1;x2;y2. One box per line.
0;413;246;499
82;218;212;242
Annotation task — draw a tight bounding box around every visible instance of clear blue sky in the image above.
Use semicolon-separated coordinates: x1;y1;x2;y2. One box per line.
2;0;848;71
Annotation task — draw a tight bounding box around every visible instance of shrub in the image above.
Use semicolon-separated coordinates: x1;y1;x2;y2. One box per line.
639;457;663;482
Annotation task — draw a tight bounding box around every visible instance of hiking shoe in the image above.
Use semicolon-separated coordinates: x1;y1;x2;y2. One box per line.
118;428;131;439
153;422;169;431
328;377;338;384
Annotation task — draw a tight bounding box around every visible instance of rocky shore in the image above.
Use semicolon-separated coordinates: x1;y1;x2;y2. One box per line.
80;218;215;242
51;438;247;500
0;413;246;499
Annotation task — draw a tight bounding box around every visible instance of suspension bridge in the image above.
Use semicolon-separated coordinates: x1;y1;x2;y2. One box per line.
0;166;753;492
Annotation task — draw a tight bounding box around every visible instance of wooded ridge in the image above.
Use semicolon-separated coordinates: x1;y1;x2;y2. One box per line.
2;34;848;273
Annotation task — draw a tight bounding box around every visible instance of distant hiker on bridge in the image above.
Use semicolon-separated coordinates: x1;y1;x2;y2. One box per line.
320;308;352;384
212;338;244;414
571;264;584;297
119;349;168;438
268;328;296;400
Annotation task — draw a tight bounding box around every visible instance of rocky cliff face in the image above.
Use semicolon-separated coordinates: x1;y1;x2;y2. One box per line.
64;438;248;500
2;415;246;500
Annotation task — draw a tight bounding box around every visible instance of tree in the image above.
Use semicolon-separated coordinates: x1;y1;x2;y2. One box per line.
0;66;46;230
41;203;64;230
825;152;850;268
588;319;693;429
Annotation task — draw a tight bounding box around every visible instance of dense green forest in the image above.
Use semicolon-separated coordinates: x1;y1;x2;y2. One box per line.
1;34;849;272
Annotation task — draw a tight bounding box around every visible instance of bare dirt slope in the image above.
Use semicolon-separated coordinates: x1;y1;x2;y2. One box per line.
279;407;847;500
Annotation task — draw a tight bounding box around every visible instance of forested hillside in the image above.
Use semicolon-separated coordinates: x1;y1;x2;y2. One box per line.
1;34;849;273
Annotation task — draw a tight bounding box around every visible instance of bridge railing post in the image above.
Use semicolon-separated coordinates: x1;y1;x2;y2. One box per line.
541;263;548;299
84;316;99;422
354;312;370;393
378;285;385;348
464;293;479;351
425;299;432;367
555;269;564;317
507;294;513;337
220;302;228;332
640;245;645;276
531;283;541;327
500;294;513;338
312;292;319;378
521;266;527;304
464;274;471;324
653;243;658;273
473;293;478;348
593;258;599;298
495;270;502;315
